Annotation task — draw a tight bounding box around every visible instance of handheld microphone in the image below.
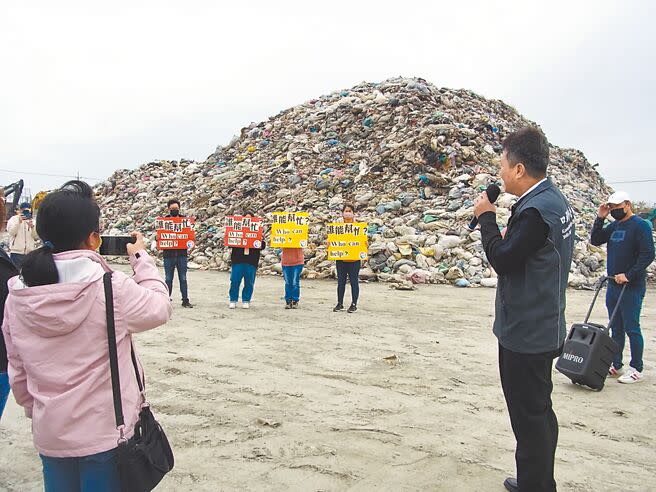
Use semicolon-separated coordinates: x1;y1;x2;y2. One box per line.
469;184;501;230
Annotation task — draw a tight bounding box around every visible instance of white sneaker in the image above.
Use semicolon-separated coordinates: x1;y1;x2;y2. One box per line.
608;366;624;378
242;302;250;309
229;302;237;309
618;367;644;384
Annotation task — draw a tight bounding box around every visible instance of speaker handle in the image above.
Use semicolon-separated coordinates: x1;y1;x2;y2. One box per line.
584;276;628;332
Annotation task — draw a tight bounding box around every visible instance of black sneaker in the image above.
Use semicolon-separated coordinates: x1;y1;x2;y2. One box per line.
291;301;299;309
347;304;357;313
503;478;518;492
285;301;293;309
182;301;194;308
333;303;344;312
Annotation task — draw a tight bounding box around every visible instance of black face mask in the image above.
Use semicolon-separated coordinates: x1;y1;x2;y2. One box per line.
169;209;180;217
610;208;627;221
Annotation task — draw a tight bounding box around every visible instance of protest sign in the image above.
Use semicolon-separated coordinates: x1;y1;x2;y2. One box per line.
326;222;368;261
156;217;196;250
224;215;264;248
271;212;309;248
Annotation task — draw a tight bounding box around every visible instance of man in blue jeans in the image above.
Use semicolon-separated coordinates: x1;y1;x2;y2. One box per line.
163;199;193;308
591;191;655;384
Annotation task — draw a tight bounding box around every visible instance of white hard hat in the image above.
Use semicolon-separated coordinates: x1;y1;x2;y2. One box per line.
607;191;631;205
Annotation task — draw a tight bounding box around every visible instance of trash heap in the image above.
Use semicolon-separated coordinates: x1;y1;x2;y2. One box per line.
94;77;654;288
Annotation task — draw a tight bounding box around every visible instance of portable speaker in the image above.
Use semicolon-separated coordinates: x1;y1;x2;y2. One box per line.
556;277;625;391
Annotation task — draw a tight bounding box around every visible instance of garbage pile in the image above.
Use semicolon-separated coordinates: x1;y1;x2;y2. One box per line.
94;77;654;288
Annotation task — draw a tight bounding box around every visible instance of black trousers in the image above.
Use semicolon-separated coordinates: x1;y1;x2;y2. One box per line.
499;344;561;492
336;260;360;305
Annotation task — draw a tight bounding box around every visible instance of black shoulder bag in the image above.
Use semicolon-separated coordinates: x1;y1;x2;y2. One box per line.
103;272;174;491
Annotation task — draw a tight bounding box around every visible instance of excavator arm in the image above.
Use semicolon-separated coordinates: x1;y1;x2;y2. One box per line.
3;179;24;220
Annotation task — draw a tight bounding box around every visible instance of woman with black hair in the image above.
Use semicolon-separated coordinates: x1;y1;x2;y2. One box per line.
333;203;361;313
2;181;172;490
228;210;266;309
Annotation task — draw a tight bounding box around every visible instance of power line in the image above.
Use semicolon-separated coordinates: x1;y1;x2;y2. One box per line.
0;168;103;182
607;179;656;184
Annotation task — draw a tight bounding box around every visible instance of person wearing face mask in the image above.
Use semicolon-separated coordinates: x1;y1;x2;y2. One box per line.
591;191;655;384
333;204;360;313
2;181;172;490
163;199;193;308
474;127;574;492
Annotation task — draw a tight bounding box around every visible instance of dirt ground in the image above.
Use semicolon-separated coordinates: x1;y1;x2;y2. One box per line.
1;269;655;491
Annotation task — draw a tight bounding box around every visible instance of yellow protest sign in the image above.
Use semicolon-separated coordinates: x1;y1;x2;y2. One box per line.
327;222;369;261
271;212;309;248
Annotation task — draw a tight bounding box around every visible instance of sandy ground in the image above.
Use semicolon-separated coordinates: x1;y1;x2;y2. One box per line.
1;269;655;492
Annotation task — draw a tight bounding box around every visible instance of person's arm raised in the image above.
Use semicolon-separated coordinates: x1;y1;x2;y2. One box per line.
590;204;611;246
119;233;172;334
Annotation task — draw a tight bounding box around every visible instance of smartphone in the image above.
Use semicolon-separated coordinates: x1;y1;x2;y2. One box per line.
99;235;136;256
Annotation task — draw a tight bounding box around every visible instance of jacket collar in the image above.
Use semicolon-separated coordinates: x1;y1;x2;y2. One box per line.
52;249;113;272
512;177;554;213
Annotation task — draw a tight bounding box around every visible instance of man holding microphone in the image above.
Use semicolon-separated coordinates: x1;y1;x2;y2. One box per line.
474;127;575;492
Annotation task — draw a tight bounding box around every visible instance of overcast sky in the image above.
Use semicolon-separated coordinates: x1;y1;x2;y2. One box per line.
1;1;654;204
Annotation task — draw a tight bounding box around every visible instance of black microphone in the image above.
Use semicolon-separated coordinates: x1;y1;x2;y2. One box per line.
469;184;501;230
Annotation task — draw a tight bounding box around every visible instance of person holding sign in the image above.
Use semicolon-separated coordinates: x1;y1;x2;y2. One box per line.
282;247;304;309
228;211;266;309
162;199;193;308
271;211;308;309
333;204;361;313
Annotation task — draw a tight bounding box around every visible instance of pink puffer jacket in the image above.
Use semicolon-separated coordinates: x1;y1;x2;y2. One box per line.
2;249;172;457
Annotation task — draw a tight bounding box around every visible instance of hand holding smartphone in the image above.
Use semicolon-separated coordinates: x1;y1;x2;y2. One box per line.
99;235;137;256
99;232;145;256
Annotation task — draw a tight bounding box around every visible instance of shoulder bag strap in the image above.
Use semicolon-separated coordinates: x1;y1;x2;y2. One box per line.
130;343;145;393
103;271;124;428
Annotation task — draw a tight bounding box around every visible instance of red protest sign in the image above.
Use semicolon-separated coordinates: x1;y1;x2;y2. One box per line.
224;215;263;248
156;217;196;250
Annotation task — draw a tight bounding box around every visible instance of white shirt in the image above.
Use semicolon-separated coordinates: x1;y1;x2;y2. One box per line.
520;178;548;200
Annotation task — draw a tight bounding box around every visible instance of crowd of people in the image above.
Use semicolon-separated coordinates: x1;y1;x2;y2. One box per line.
0;127;653;492
159;203;361;312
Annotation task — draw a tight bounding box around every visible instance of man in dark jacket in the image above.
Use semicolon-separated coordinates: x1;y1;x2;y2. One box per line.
474;128;575;492
163;199;193;308
1;195;19;419
591;190;655;383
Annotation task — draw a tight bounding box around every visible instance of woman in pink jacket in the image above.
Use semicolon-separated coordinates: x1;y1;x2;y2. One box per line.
2;181;172;491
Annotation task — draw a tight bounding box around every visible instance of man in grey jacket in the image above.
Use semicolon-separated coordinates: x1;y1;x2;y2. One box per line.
474;128;575;492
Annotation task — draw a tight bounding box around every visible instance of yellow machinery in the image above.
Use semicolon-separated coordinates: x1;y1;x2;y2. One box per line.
31;190;50;212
